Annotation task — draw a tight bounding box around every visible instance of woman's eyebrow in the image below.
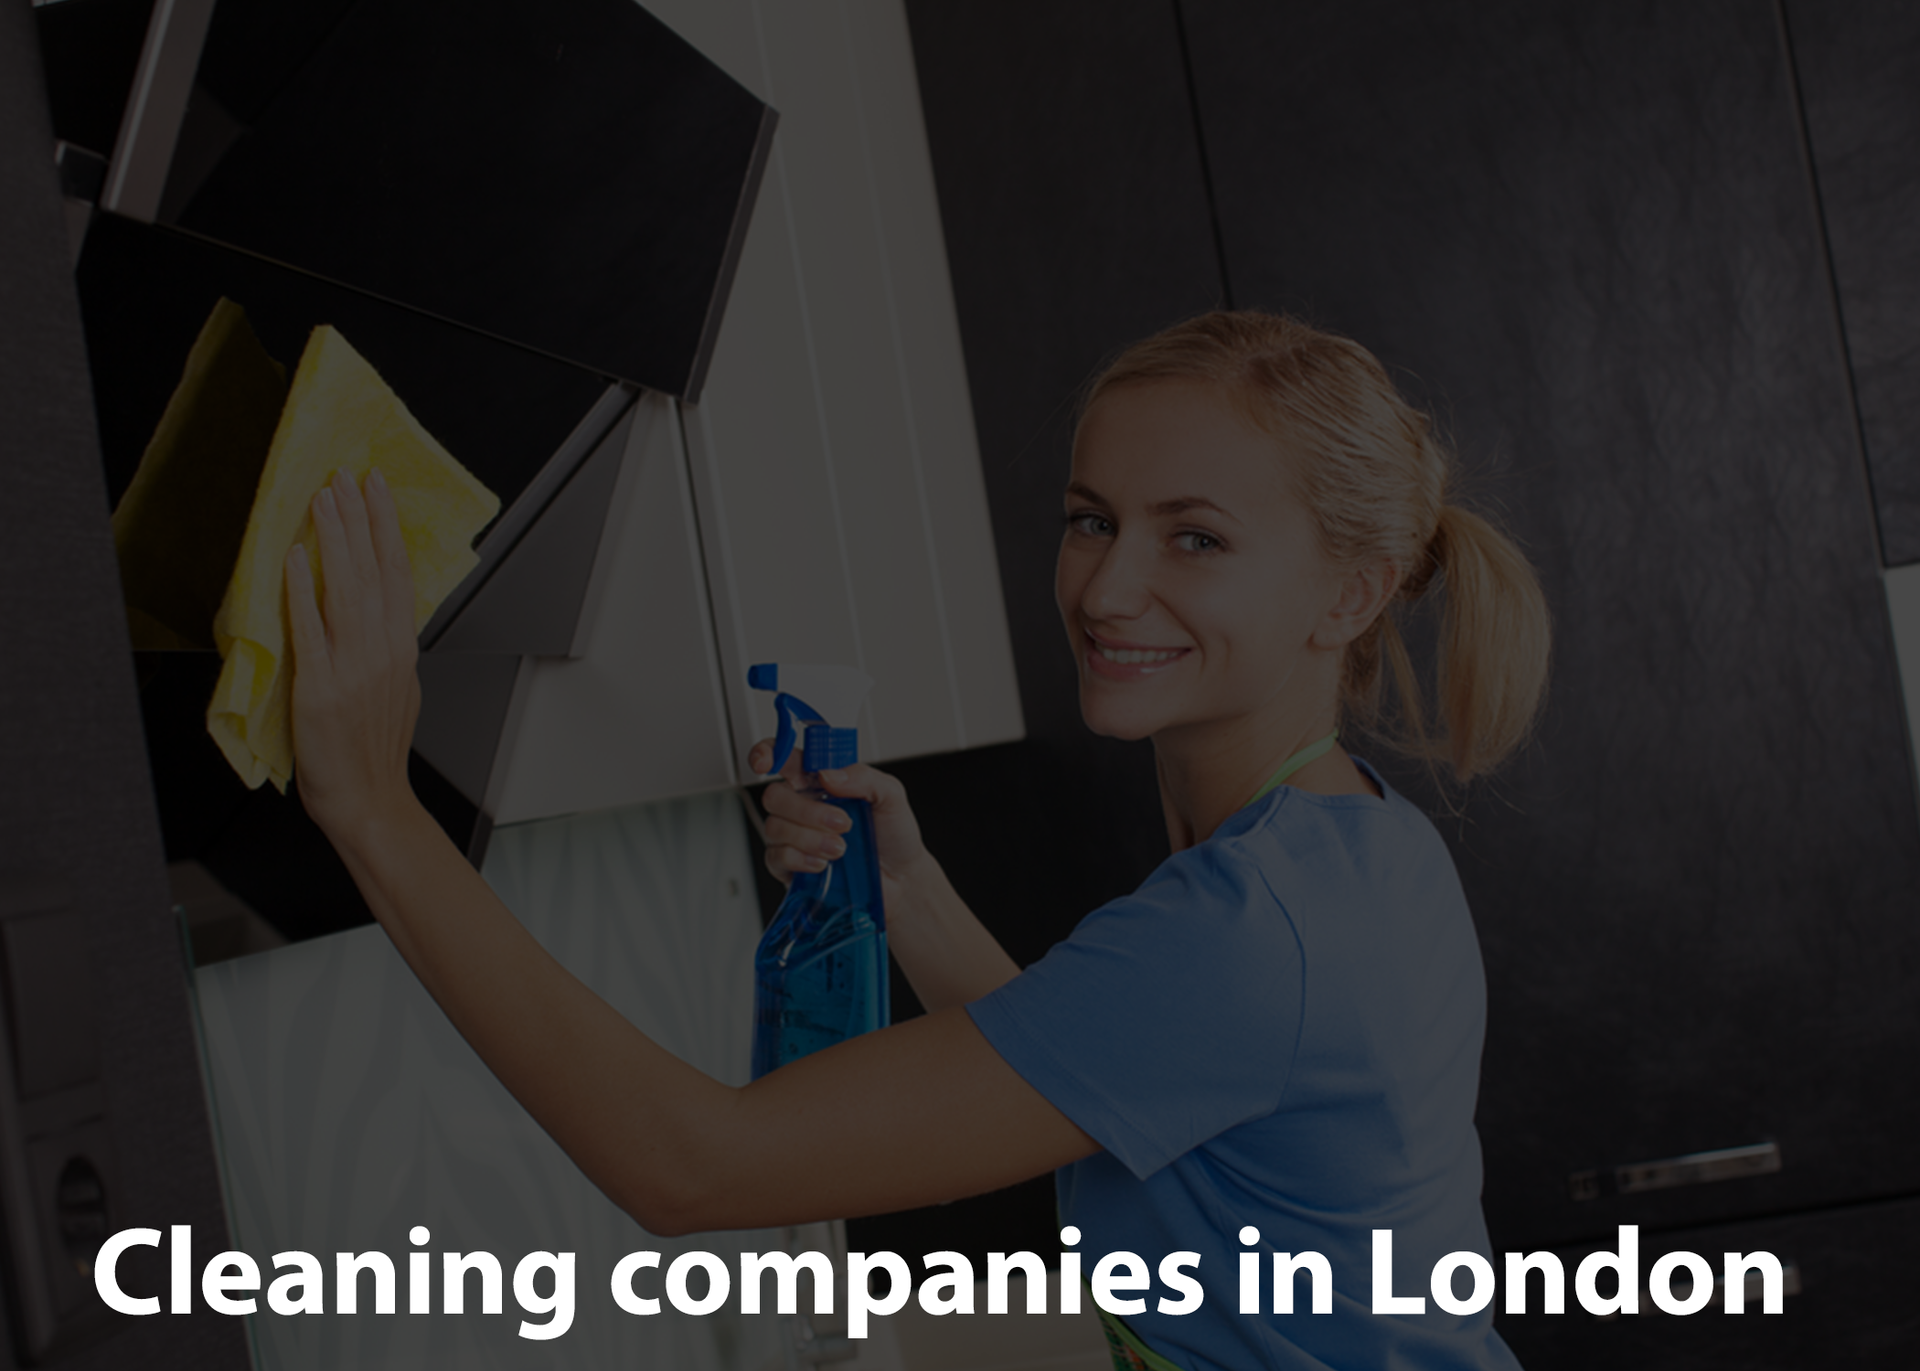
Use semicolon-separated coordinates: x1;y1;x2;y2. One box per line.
1065;483;1242;525
1149;495;1241;524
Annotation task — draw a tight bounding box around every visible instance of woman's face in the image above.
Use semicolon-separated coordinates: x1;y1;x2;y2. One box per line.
1055;380;1358;745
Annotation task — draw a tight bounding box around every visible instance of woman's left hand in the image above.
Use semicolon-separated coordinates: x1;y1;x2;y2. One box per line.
284;467;422;848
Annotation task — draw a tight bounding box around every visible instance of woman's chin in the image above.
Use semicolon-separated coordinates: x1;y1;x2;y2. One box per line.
1077;693;1161;742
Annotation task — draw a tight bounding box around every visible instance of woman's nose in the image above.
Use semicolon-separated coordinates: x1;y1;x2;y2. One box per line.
1081;539;1152;620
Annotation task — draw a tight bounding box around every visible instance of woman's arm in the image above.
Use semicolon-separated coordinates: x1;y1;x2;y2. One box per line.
755;759;1020;1011
285;470;1096;1234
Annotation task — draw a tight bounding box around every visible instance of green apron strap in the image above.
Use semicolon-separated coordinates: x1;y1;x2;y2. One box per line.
1243;729;1339;810
1096;1302;1188;1371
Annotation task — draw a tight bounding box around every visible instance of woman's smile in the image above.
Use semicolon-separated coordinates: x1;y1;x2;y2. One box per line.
1084;628;1193;678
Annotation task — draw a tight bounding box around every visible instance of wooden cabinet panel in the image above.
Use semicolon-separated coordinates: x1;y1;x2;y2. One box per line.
1179;0;1920;1246
1785;0;1920;566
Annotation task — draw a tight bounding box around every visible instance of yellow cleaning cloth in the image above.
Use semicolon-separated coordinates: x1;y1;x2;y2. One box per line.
207;326;500;792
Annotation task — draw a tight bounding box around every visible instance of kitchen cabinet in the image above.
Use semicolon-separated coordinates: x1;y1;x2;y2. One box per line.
56;0;1022;870
1784;0;1920;567
1172;0;1920;1253
422;0;1025;830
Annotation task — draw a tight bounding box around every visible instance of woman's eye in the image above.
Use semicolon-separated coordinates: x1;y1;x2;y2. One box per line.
1174;530;1224;553
1065;511;1114;537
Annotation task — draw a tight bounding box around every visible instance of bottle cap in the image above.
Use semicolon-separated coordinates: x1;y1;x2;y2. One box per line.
802;724;859;771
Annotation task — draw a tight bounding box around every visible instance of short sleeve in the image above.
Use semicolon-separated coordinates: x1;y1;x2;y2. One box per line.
966;841;1306;1178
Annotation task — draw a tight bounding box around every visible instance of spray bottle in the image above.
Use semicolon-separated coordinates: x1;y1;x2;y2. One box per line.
748;664;889;1078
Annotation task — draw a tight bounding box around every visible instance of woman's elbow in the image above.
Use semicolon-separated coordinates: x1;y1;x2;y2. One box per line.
613;1183;702;1238
608;1155;734;1238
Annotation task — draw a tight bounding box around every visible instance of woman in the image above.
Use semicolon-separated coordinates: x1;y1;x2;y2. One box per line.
287;311;1548;1369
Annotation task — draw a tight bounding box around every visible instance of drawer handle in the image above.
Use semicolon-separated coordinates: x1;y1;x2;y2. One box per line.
1569;1142;1780;1201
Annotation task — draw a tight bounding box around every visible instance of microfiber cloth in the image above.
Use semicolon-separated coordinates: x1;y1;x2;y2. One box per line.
207;324;499;793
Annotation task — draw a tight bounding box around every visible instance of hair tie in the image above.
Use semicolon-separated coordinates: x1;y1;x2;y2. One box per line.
1401;507;1448;599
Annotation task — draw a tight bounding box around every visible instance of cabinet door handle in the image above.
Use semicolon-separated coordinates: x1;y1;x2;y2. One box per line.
1569;1141;1780;1201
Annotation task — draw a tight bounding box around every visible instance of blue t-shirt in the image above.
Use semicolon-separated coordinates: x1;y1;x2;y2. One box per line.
967;760;1520;1371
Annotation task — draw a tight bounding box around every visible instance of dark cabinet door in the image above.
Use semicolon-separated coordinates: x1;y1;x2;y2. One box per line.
1179;0;1920;1248
2;7;247;1367
1785;0;1920;566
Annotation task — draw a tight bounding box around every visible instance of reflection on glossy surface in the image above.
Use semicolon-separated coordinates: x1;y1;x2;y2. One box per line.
159;0;774;397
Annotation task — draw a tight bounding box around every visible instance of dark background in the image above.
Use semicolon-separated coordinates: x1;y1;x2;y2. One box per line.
831;2;1920;1365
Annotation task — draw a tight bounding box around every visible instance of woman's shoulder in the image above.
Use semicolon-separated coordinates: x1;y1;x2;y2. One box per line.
1204;758;1468;925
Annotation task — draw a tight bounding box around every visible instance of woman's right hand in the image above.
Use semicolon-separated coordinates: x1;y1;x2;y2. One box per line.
749;741;934;906
754;742;1020;1011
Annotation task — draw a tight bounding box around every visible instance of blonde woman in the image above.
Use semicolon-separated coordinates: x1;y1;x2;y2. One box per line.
289;311;1549;1369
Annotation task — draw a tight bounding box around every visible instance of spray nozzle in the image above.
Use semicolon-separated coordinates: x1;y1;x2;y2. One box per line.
748;663;873;773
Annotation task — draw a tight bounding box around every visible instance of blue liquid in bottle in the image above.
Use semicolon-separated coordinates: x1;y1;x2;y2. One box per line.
751;787;889;1078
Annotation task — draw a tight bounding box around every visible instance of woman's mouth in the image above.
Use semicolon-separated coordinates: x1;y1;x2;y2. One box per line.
1084;631;1190;679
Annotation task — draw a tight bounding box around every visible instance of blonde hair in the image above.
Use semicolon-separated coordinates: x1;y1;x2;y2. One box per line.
1080;310;1550;782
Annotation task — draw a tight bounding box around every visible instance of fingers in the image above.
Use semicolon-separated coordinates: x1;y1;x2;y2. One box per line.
814;763;900;811
755;739;849;883
765;812;847;861
309;484;355;649
747;737;809;791
761;774;853;828
285;543;328;677
763;832;833;883
329;468;380;579
310;469;404;666
364;468;418;661
760;773;849;884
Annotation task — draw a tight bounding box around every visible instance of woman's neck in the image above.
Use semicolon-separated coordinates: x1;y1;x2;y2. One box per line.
1153;711;1376;851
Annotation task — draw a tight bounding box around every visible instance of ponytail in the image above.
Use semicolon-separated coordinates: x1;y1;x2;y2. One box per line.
1084;310;1551;784
1344;503;1551;779
1378;504;1551;783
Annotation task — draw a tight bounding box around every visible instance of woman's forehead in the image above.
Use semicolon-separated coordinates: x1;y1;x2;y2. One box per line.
1069;380;1294;508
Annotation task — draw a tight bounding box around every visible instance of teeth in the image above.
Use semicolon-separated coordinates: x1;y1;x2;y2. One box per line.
1097;644;1181;665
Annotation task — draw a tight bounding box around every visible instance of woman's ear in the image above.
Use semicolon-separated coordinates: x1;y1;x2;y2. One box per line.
1313;559;1400;649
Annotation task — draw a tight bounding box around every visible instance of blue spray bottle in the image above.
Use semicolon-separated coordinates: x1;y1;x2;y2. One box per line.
748;664;889;1078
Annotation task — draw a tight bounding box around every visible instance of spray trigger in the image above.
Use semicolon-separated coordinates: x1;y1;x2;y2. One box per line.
769;692;826;774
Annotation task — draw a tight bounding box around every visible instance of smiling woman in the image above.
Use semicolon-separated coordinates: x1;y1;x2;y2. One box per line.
288;310;1549;1371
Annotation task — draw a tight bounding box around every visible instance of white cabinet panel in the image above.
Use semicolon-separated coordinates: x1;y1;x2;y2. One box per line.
650;0;1024;775
489;393;736;825
841;2;1027;755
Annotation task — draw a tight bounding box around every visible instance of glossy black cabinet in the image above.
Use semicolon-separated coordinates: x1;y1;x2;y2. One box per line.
164;0;774;399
